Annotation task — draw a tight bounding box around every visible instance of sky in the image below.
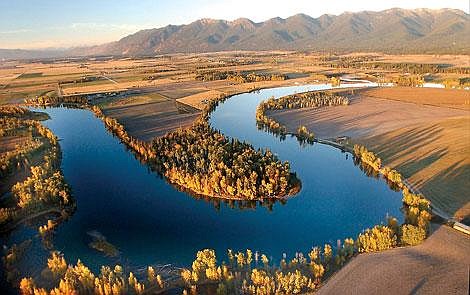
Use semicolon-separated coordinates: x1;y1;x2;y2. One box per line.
0;0;468;49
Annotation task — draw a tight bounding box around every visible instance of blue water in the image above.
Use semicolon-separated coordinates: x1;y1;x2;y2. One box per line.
14;83;402;272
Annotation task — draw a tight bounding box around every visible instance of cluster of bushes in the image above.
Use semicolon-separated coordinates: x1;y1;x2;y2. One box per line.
256;91;349;143
442;77;470;89
296;126;315;144
353;145;382;171
195;70;287;83
330;77;341;87
392;75;424;87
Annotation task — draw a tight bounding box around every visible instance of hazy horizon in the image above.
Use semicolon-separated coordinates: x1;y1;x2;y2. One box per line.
1;0;468;50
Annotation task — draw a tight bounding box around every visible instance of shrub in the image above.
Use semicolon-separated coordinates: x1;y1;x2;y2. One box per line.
400;224;426;246
357;225;397;253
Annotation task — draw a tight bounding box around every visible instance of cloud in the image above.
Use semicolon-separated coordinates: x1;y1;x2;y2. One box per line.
0;28;33;34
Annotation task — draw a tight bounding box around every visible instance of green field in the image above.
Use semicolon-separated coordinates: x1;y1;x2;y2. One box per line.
17;72;43;79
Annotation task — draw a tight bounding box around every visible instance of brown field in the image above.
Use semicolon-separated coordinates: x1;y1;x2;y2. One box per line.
361;87;470;110
318;225;470;295
269;89;469;139
0;135;28;153
270;87;470;219
1;51;468;104
101;93;200;141
360;117;470;220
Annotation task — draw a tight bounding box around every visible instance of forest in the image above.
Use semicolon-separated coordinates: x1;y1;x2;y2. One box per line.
152;118;299;200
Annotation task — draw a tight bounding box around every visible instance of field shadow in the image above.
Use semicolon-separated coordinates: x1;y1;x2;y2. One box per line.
362;124;470;220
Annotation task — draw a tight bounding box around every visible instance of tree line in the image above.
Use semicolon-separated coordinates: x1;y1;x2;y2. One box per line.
91;106;156;160
24;95;89;106
320;57;470;75
195;70;287;83
353;145;403;188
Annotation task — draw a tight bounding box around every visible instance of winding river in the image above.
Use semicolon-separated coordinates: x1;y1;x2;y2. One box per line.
3;83;403;275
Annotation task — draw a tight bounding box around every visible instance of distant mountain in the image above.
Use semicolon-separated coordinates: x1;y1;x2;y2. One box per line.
1;8;469;60
0;49;67;60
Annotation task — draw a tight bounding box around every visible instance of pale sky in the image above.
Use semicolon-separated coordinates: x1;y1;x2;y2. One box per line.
0;0;468;49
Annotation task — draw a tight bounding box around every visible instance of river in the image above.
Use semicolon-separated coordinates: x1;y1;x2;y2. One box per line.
2;83;403;277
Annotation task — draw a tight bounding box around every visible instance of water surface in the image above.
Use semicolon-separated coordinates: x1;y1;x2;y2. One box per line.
6;83;402;273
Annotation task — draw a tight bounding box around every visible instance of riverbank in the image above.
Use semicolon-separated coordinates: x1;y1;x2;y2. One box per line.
268;87;470;220
0;107;75;234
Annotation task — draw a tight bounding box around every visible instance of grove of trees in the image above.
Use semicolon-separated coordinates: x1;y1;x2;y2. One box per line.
152;119;298;200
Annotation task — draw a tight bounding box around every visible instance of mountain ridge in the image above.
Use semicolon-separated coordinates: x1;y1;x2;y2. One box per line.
2;8;469;60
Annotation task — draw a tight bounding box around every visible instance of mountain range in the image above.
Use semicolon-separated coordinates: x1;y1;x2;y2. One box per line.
2;8;469;60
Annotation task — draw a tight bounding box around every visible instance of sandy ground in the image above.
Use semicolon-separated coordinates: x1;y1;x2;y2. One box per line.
318;225;470;295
